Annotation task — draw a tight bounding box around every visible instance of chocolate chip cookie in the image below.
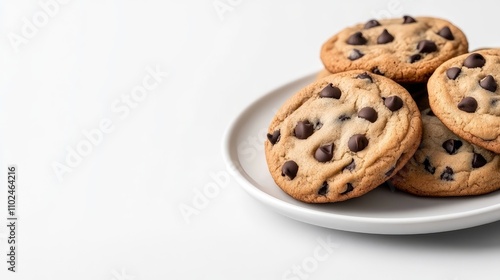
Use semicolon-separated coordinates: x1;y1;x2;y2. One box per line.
428;49;500;153
390;108;500;196
316;68;333;80
264;71;422;203
320;16;468;83
317;70;429;110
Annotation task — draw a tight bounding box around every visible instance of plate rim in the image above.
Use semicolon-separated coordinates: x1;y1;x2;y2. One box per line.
221;71;500;234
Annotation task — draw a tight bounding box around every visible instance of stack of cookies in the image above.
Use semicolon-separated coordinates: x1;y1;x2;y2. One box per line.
264;15;500;203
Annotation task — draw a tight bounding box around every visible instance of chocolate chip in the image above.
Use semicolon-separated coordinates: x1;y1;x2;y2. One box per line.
492;99;500;106
341;183;354;194
348;134;368;152
346;32;367;45
472;153;487;168
457;97;478;113
282;161;298;179
364;19;381;29
417;40;437;53
372;67;384;75
480;75;497;92
442;139;462;155
338;114;351;121
409;54;421;63
440;167;454;181
343;159;356;172
358;107;378;122
423;158;435;174
356;72;372;82
315;143;334;162
403;15;417;24
320;83;342;99
318;182;329;196
437;26;454;40
463;53;486;68
348;49;364;61
385;166;396;177
384;96;403;111
377;29;394;44
446;67;461;80
295;121;314;139
267;130;280;145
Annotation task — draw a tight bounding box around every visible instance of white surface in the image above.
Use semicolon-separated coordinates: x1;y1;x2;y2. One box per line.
1;0;500;279
223;72;500;234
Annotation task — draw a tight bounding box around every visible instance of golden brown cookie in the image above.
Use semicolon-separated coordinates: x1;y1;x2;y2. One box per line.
316;68;333;80
264;71;422;203
428;50;500;153
320;16;468;83
391;109;500;197
318;71;429;110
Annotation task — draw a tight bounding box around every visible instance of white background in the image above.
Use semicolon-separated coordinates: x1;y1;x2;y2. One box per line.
1;0;500;279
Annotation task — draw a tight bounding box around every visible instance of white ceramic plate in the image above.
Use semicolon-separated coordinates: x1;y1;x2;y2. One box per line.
222;72;500;234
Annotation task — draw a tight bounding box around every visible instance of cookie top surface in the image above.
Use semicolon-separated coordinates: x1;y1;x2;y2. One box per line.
318;70;430;110
316;68;333;80
390;109;500;197
428;49;500;153
320;16;468;83
264;71;422;203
